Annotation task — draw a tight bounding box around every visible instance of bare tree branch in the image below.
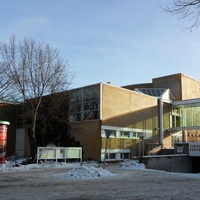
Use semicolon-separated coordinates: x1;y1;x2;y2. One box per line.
0;35;74;159
164;0;200;29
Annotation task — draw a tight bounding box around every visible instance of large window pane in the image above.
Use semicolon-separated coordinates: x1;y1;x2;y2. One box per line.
69;84;100;122
171;104;200;128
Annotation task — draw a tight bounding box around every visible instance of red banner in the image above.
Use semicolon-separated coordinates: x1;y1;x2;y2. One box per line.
0;125;8;164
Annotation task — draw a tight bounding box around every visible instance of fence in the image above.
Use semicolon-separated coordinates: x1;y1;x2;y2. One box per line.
37;147;82;163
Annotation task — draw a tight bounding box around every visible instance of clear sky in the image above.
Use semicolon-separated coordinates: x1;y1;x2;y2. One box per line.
1;0;200;89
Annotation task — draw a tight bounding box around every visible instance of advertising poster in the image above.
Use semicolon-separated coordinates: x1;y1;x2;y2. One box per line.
0;125;8;164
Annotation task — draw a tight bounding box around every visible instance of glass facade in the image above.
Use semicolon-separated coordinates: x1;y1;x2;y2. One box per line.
172;103;200;128
69;84;100;122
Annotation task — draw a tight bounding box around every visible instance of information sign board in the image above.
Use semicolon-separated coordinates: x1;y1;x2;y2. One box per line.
189;142;200;156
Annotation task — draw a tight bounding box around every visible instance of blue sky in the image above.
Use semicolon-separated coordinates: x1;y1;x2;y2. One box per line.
1;0;200;89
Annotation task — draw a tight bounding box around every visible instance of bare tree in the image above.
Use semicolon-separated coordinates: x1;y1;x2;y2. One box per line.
36;92;80;147
0;36;74;159
0;58;16;102
165;0;200;29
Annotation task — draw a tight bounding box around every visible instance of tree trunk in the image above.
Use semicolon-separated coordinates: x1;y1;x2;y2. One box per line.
30;105;39;162
30;136;37;162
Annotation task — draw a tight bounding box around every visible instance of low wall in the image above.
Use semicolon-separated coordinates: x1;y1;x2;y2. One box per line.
142;154;191;173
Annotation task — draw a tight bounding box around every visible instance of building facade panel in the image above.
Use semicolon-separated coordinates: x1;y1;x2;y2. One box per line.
102;83;158;129
163;103;172;148
180;74;200;100
153;74;182;101
153;73;200;101
70;120;102;160
101;84;159;159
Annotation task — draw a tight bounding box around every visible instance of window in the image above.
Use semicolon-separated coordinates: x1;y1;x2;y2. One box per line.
106;153;116;159
120;153;130;159
69;85;100;122
133;132;140;139
172;104;200;128
109;131;116;137
103;129;117;138
120;131;130;138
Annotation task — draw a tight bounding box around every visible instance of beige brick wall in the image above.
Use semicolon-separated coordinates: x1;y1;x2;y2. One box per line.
181;74;200;100
163;103;172;148
70;84;160;160
153;73;200;101
153;73;182;101
70;120;102;160
101;137;141;157
102;83;158;129
70;78;199;160
101;84;159;157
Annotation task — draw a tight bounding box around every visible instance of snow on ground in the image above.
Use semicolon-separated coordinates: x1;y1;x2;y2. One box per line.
54;159;146;179
0;156;145;179
119;159;145;170
1;156;80;172
2;156;200;181
2;157;200;200
55;165;116;179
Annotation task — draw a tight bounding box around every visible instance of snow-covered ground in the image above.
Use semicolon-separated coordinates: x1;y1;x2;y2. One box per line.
1;156;145;179
1;157;200;200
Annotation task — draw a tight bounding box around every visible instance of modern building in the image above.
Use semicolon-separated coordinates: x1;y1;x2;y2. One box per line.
2;73;200;162
69;73;200;161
